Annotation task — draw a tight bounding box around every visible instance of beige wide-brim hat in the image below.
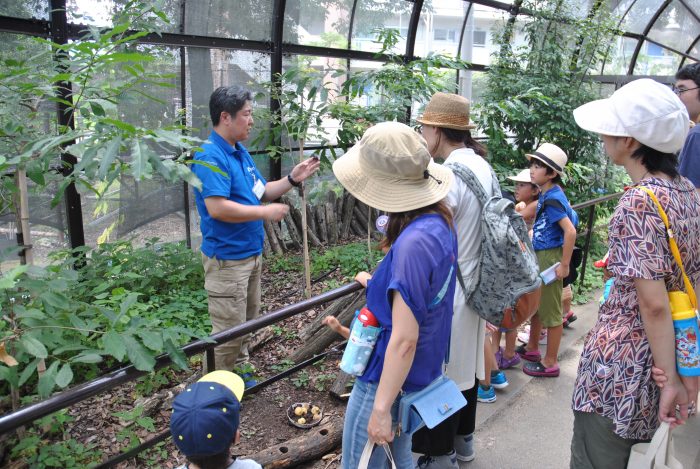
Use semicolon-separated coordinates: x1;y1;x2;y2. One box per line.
573;78;688;153
417;92;476;130
332;122;454;213
508;169;532;183
526;143;568;177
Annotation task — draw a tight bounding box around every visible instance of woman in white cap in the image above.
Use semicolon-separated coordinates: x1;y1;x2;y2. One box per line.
571;78;700;468
332;121;457;468
412;91;493;467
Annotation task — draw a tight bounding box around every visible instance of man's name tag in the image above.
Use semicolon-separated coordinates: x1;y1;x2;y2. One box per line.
253;179;265;200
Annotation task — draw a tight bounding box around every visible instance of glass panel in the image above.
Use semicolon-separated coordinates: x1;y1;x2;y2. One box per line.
634;41;683;75
647;1;699;53
183;1;273;41
283;0;353;48
603;36;640;74
0;0;49;20
611;0;638;27
620;0;665;34
689;41;700;60
67;0;180;32
351;0;413;54
460;4;510;66
415;0;469;58
185;48;271;145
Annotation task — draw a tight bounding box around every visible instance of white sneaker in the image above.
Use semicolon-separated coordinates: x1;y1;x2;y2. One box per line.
454;434;475;462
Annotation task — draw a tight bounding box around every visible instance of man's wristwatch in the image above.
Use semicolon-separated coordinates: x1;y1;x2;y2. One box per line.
287;173;302;187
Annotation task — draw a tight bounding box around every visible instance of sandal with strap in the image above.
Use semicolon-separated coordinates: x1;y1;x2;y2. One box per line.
523;361;560;377
515;344;541;362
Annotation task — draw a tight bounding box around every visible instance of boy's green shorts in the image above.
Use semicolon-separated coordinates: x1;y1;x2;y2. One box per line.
536;247;563;328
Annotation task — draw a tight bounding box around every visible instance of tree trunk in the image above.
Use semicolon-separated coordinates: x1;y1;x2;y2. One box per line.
271;221;287;251
306;203;318;241
244;421;343;468
353;205;369;231
292;204;321;247
283;211;302;251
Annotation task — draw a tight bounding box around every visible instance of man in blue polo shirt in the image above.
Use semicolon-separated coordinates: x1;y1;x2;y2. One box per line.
192;85;320;381
675;63;700;193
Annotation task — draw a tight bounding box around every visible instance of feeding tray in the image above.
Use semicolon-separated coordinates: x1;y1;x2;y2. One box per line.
287;402;323;429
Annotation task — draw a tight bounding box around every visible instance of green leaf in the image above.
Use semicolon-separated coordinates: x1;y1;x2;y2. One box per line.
164;338;188;371
98;136;122;180
130;139;150;180
38;361;60;397
17;358;39;387
122;334;155;371
40;291;71;310
71;353;103;364
55;363;73;388
103;330;126;361
20;335;48;359
136;416;156;432
136;330;163;352
89;101;105;117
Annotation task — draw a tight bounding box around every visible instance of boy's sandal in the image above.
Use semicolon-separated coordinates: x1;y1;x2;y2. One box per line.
523;361;560;377
515;344;541;362
563;311;578;328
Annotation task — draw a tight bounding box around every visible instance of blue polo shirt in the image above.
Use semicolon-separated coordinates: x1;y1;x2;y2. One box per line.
532;185;575;251
192;131;267;260
358;214;457;393
679;124;700;188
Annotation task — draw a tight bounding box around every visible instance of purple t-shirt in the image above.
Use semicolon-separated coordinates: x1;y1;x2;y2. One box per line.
358;214;457;393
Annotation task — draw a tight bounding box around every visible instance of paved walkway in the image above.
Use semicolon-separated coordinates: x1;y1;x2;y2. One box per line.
464;293;700;469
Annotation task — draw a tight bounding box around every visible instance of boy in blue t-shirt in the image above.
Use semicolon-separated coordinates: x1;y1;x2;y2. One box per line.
516;143;577;378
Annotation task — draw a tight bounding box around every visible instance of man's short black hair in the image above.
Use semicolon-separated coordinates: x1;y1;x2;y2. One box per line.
675;63;700;88
209;85;253;126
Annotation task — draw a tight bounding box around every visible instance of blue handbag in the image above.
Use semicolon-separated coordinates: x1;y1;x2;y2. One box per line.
397;247;466;435
397;374;466;435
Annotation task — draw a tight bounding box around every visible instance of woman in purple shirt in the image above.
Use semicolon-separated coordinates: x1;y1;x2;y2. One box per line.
333;122;457;468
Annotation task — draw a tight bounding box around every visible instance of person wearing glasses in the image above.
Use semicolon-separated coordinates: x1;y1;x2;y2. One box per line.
675;63;700;193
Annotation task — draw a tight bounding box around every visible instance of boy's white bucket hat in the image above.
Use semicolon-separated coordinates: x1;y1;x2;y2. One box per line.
526;143;568;177
573;78;689;153
508;168;533;183
332;121;453;213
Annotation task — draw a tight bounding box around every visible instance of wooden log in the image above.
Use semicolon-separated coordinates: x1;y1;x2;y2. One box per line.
283;212;302;251
244;420;343;469
292;290;365;363
271;220;288;251
350;219;366;237
325;191;338;245
315;204;328;243
336;190;345;230
339;193;356;239
264;221;283;255
263;235;272;256
353;205;369;232
305;203;318;242
291;203;321;247
329;371;354;401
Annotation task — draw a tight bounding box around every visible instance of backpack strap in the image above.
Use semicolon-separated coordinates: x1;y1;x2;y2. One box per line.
444;162;500;208
536;198;566;221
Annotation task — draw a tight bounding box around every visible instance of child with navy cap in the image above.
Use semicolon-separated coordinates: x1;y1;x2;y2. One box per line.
170;370;261;469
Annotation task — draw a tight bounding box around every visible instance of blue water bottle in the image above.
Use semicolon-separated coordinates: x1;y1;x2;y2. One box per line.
669;291;700;377
339;307;381;376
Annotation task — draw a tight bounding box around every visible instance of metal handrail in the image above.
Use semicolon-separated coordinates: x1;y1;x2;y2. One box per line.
0;282;362;435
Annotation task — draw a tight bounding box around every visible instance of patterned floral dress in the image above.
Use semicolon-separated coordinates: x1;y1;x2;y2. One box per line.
572;176;700;440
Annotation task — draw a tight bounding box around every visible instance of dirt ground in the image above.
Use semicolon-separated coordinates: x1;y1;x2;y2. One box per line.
28;248;355;468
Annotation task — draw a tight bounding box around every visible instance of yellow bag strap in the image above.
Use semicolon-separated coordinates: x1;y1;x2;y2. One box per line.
637;186;697;310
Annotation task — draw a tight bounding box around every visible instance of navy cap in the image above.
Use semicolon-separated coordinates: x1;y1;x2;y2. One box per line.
170;381;241;456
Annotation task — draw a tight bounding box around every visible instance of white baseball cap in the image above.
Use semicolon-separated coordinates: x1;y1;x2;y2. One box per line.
573;78;689;153
508;169;532;183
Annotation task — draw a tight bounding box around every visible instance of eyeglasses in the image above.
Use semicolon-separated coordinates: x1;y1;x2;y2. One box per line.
413;124;423;134
672;85;700;96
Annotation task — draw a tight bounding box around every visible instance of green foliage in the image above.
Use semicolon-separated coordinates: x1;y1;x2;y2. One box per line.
475;0;626;203
9;410;101;467
311;242;381;277
270;359;295;372
292;369;310;389
0;240;208;398
0;0;202;210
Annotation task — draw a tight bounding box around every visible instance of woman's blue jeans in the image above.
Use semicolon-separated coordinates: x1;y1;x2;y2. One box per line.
342;379;414;468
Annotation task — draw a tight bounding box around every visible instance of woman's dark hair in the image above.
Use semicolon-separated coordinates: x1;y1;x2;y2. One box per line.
380;200;453;250
187;451;231;469
439;127;487;157
630;144;679;178
209;85;253;126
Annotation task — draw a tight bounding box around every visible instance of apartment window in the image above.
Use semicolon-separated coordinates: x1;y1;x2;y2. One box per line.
473;30;487;47
434;28;456;41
